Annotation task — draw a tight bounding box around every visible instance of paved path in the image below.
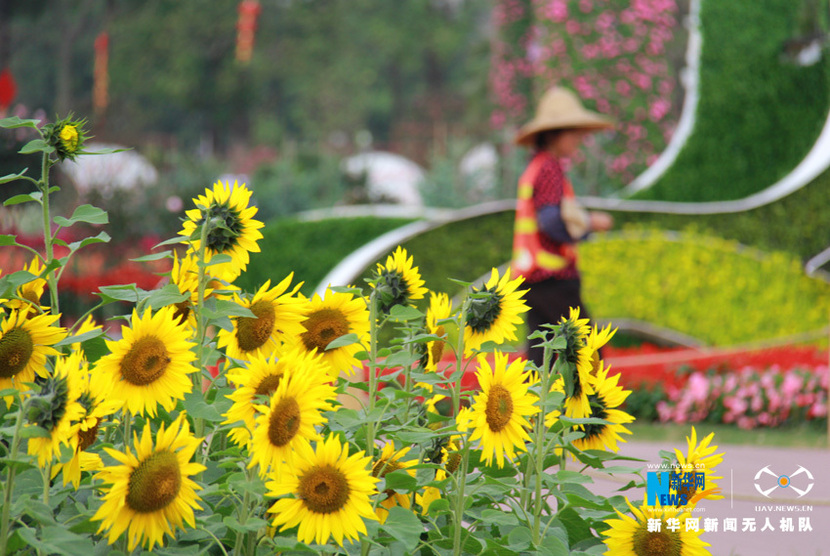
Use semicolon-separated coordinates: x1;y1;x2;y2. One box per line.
586;439;829;556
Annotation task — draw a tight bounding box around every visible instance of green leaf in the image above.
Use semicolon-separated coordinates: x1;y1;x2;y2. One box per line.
67;231;111;253
22;499;57;525
537;533;570;556
182;391;225;422
131;250;172;262
481;509;519;527
20;425;51;439
17;526;95;556
0;234;18;246
383;469;418;492
507;526;532;551
425;498;451;515
555;507;594;546
96;284;143;304
55;328;105;347
389;304;424;321
326;333;359;350
144;283;189;310
4;192;39;205
53;204;108;227
19;138;53;155
381;506;423;552
82;146;131;155
198;253;233;268
0;116;40;129
223;515;269;533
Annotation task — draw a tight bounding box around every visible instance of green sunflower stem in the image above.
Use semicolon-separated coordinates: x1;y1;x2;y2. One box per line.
38;152;60;316
193;222;210;443
0;400;25;556
42;461;52;507
451;295;470;419
366;292;380;460
451;439;471;556
532;344;557;544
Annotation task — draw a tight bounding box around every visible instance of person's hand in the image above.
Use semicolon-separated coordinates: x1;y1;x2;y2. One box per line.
589;210;613;232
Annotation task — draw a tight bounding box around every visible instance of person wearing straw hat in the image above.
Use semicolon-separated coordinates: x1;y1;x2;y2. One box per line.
511;86;615;369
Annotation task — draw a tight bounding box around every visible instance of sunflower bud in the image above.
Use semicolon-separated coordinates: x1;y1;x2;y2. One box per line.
25;374;69;431
43;115;89;161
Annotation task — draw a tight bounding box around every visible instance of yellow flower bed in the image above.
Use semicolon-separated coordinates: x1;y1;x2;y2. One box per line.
580;228;830;346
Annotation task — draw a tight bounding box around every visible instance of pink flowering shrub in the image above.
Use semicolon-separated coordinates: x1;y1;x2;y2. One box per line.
491;0;683;192
656;366;829;429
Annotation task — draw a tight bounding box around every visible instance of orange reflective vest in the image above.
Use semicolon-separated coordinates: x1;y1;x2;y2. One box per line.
511;154;577;280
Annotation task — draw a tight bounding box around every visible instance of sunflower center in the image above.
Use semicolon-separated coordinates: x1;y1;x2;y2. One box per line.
120;336;170;386
126;450;182;513
372;457;404;498
200;203;243;254
254;373;284;397
301;308;350;352
466;287;502;333
267;397;301;447
632;526;681;556
297;464;351;515
445;451;462;474
172;300;191;325
485;384;514;432
0;328;34;379
78;418;101;452
236;300;276;352
430;325;446;363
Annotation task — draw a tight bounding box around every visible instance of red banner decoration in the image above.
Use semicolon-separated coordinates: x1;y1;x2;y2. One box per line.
94;32;109;115
0;68;16;113
236;0;261;64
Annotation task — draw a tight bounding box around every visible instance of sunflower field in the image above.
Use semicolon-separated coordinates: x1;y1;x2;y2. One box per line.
0;117;723;555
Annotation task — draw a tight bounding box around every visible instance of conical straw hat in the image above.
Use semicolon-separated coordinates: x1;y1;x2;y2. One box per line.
514;87;614;146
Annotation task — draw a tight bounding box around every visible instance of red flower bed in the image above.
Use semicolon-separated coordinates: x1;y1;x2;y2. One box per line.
603;343;828;390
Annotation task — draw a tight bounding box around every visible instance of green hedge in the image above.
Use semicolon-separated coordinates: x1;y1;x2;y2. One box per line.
236;216;413;297
634;0;830;202
614;165;830;263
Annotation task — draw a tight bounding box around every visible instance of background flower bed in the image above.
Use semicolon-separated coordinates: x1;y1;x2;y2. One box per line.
491;0;685;193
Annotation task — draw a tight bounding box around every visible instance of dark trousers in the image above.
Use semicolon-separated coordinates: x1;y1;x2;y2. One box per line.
525;277;589;370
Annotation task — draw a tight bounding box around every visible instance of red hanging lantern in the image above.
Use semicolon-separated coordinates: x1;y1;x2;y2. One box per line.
93;32;109;116
236;0;261;64
0;68;17;115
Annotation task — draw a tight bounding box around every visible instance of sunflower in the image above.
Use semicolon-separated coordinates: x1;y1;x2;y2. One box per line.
569;364;634;454
247;368;337;475
672;427;724;504
372;246;428;314
585;323;616;378
92;413;205;552
54;353;122;489
224;347;330;447
4;257;49;316
420;291;453;373
97;306;197;417
266;434;379;547
179;180;264;282
168;252;206;329
468;351;538;468
0;310;65;394
558;307;596;419
371;442;418;524
217;274;308;361
463;267;529;356
417;467;447;515
25;352;85;468
601;499;712;556
298;289;370;378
